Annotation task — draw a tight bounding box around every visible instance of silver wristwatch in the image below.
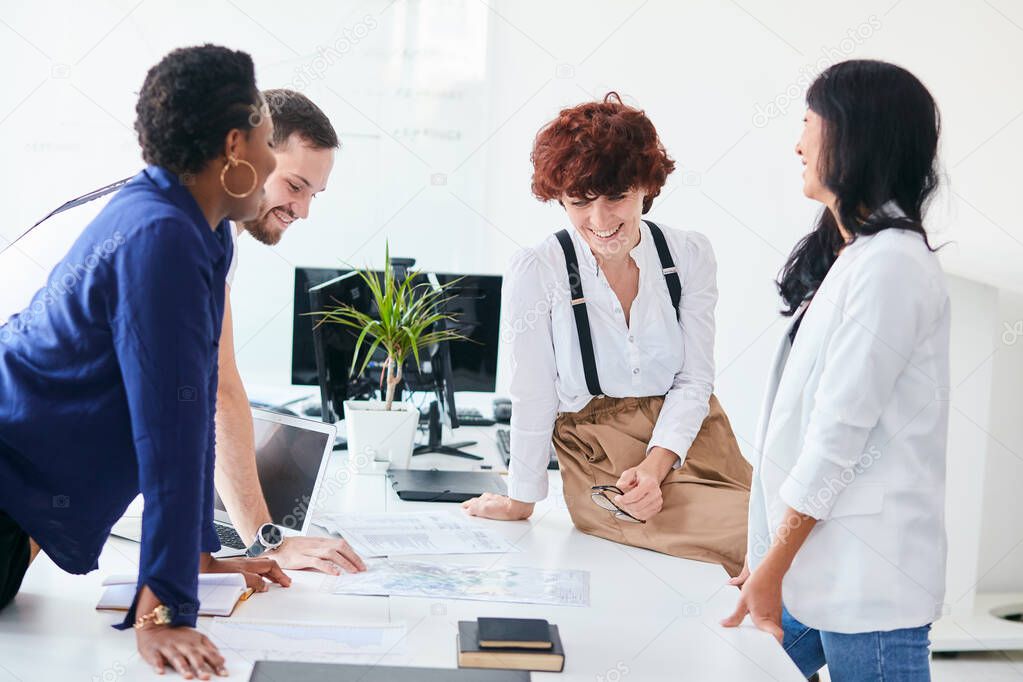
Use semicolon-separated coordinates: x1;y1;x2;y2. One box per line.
245;523;284;557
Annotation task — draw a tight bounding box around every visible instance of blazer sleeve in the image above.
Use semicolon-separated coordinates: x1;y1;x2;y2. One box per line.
779;245;943;520
109;218;218;629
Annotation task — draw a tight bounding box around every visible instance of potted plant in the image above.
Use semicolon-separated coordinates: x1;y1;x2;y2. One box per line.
310;246;464;470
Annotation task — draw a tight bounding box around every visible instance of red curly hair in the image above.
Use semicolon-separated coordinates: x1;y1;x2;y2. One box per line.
531;92;675;214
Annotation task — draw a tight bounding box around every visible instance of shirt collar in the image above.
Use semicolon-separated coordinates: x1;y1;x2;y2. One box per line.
142;165;230;259
569;220;656;274
871;200;906;221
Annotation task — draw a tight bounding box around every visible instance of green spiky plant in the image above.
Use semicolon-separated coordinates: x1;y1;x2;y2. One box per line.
309;245;466;411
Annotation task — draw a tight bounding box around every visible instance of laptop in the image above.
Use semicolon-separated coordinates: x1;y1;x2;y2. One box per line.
387;468;507;503
111;408;336;557
251;661;528;681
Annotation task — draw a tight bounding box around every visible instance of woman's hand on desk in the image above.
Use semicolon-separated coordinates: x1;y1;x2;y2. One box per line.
134;585;227;679
198;553;292;592
461;493;534;521
137;625;227;679
269;536;367;575
720;566;785;644
727;559;751;588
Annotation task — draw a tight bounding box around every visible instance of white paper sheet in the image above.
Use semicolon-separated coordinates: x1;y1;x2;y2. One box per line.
331;559;590;607
313;511;520;557
204;618;407;661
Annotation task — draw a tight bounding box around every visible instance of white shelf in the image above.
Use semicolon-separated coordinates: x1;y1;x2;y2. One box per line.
932;592;1023;652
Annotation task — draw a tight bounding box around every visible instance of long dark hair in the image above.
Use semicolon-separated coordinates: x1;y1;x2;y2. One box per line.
777;59;941;315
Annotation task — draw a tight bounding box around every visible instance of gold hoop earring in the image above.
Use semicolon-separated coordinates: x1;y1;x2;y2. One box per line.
220;155;259;199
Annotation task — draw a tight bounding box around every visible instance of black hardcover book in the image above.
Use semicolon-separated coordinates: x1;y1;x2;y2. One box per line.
478;617;552;649
458;621;565;673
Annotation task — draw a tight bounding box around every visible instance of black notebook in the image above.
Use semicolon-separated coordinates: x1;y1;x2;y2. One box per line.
388;468;507;502
250;661;529;681
478;617;552;649
458;621;565;673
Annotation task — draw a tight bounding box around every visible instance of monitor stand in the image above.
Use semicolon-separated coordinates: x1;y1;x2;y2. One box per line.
413;400;482;460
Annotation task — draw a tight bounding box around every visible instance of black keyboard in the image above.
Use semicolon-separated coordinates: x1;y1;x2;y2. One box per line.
496;428;559;470
215;523;246;550
456;407;496;427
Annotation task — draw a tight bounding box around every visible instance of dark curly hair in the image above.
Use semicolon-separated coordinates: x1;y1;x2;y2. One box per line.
531;92;675;214
135;44;261;176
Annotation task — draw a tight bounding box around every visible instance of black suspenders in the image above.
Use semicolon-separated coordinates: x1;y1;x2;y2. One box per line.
554;220;682;398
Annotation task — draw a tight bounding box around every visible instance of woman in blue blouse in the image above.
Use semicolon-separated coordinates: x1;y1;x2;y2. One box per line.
0;45;283;679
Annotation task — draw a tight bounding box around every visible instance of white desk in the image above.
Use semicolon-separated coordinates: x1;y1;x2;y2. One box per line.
0;425;802;681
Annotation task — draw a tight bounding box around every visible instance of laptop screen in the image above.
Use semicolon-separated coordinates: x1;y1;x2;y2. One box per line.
213;413;331;532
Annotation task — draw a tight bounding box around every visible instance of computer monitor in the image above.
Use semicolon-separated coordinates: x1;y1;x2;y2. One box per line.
306;267;500;459
293;267;501;393
306;271;380;423
292;267;349;385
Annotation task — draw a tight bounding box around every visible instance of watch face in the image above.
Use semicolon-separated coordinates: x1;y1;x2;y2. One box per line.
260;524;283;547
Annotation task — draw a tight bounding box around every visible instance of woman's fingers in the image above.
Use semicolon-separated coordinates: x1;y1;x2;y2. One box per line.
261;559;291;587
240;570;268;592
142;646;166;675
175;643;211;681
719;598;748;628
615;468;639;490
244;557;291;587
199;635;226;671
165;650;194;679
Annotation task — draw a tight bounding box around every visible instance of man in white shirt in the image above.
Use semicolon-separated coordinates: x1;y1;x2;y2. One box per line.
217;89;365;575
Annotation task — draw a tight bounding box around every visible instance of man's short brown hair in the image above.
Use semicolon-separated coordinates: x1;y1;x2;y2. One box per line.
263;88;339;150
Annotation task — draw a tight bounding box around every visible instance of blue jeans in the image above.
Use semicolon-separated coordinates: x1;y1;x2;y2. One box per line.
782;606;932;681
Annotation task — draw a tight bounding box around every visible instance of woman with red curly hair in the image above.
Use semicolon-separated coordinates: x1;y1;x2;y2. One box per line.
463;93;752;576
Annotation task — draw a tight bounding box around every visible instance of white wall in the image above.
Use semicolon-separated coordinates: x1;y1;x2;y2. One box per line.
1;0;1021;590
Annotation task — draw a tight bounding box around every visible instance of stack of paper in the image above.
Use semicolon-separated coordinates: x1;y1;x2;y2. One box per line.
313;511;520;557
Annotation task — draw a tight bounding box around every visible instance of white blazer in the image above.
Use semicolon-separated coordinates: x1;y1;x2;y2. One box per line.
747;224;951;634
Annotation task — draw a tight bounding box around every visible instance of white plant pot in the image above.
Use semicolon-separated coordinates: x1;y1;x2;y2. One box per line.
343;400;419;471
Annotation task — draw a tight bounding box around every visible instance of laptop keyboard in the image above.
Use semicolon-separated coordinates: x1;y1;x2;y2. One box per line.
215;523;247;550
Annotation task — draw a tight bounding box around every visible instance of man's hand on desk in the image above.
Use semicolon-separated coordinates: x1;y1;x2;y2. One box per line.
269;536;367;575
461;492;534;520
198;553;292;592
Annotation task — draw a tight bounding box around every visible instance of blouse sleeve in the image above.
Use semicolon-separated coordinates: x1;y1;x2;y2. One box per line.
503;248;560;503
648;231;717;465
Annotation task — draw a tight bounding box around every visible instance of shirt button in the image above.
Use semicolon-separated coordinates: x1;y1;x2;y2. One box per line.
632;368;640;375
628;335;635;343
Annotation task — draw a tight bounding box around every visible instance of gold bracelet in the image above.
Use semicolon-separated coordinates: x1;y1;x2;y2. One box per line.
134;604;172;630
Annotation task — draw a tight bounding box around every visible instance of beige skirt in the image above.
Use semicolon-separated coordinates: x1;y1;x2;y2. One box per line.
552;394;752;577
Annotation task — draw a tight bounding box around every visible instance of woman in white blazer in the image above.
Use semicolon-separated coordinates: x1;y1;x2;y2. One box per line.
722;60;950;681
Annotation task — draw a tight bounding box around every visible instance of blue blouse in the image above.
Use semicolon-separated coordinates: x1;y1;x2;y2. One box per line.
0;165;231;628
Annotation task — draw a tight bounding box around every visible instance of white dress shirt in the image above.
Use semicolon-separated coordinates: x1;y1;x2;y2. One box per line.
502;221;717;503
748;221;950;633
226;222;239;287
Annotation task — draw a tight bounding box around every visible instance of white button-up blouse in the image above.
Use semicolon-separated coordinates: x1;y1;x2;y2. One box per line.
502;221;718;502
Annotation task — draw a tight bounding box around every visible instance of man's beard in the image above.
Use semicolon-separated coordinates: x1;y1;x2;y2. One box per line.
241;203;292;246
